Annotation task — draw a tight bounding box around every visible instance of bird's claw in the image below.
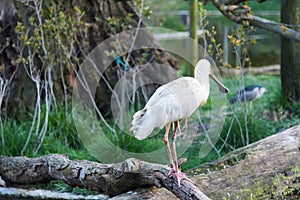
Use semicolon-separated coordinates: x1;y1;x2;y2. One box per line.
168;168;193;187
167;166;176;176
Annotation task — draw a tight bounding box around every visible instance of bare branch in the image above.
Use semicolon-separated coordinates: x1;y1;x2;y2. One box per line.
209;0;300;42
213;0;247;5
243;15;300;42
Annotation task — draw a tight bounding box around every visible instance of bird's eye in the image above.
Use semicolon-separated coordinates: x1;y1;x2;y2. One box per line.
140;113;144;117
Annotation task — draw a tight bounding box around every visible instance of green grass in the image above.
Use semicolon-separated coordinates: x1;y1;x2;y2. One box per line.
42;180;100;196
0;104;94;160
1;75;298;160
162;16;186;31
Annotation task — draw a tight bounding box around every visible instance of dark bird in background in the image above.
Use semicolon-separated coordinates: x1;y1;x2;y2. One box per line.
230;85;267;106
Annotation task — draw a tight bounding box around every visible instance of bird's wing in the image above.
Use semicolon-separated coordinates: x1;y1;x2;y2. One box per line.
244;85;261;91
145;77;208;120
231;86;260;103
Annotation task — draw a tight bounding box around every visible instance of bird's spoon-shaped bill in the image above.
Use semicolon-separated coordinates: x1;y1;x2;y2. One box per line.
209;73;229;93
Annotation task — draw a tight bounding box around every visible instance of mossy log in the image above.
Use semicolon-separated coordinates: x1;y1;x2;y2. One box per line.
189;124;300;199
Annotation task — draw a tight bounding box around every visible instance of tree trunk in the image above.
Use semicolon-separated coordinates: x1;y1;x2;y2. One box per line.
280;0;300;102
0;0;178;116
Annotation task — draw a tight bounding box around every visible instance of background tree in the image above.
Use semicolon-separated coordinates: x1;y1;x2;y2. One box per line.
280;0;300;102
0;0;177;154
0;0;177;115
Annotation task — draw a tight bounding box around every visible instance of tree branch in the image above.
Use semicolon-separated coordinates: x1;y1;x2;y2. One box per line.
209;0;300;42
0;154;210;199
242;15;300;42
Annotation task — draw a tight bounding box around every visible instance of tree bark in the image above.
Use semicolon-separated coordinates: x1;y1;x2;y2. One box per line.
280;0;300;102
0;0;29;113
0;154;210;199
190;124;300;199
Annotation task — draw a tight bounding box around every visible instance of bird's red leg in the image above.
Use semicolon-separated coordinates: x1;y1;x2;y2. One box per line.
170;121;182;186
163;123;174;169
170;120;192;187
170;121;179;174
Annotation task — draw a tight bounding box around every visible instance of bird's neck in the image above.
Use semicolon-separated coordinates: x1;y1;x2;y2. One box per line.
195;72;210;90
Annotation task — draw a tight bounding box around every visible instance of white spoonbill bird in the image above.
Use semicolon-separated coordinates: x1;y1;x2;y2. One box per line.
130;59;229;186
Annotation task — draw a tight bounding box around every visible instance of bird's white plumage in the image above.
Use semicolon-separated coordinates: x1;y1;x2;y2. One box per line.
130;59;229;186
130;59;212;140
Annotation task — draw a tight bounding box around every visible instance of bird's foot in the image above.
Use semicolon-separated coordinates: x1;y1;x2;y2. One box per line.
167;166;175;176
168;169;193;187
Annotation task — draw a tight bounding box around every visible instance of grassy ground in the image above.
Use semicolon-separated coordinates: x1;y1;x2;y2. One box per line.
1;74;300;195
1;75;299;163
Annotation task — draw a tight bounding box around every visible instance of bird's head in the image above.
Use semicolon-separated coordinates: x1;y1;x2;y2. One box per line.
195;59;229;93
259;86;267;94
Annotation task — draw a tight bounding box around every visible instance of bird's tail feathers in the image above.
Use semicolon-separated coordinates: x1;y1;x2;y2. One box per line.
130;107;165;140
130;108;155;140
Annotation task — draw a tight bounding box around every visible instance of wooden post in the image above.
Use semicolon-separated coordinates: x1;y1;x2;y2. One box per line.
189;0;198;76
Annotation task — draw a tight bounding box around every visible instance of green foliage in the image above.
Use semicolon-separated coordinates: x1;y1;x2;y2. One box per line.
271;166;300;199
205;24;255;68
106;12;135;32
162;16;186;31
220;108;273;149
15;2;90;69
0;104;93;161
0;120;31;156
103;124;164;153
43;180;100;196
10;0;95;156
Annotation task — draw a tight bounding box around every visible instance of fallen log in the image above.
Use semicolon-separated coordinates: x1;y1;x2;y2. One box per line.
0;154;210;200
224;65;280;76
189;124;300;199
